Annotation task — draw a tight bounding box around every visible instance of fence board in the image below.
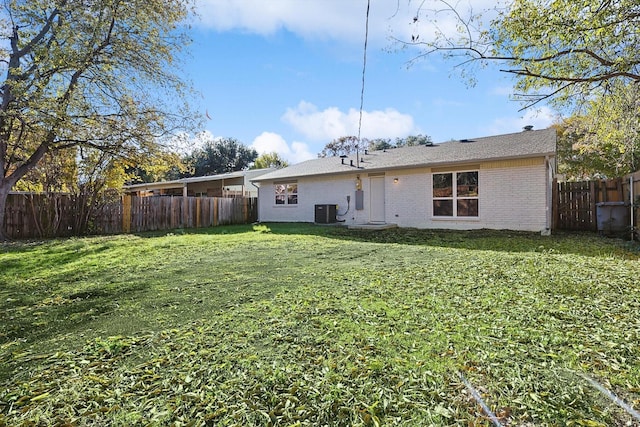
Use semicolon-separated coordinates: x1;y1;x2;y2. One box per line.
3;194;257;239
623;171;640;240
555;180;596;231
554;175;638;236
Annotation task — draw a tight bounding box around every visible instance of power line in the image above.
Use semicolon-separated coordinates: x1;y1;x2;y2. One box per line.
357;0;370;151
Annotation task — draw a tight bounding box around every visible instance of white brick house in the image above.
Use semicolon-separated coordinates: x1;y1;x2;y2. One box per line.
251;128;557;233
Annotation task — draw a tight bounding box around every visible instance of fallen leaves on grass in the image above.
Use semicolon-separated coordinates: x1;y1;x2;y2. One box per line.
1;226;639;426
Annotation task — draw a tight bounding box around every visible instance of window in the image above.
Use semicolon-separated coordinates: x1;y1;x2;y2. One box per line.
433;171;478;217
275;182;298;205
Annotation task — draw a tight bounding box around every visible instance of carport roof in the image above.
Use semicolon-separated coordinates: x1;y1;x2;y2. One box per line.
124;169;273;192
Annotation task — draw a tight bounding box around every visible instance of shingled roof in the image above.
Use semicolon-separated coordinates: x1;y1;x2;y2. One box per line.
252;128;556;182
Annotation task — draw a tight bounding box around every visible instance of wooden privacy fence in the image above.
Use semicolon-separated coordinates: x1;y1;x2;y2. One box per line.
120;196;257;233
553;171;640;236
4;193;80;239
3;194;257;239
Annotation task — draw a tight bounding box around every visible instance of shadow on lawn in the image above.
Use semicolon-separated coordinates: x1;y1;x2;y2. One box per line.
161;222;640;259
315;226;639;258
0;281;148;350
1;236;134;277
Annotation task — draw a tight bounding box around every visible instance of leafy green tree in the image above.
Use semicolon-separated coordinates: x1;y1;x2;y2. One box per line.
252;152;289;169
403;0;640;109
395;134;433;147
367;138;393;151
319;136;361;158
320;135;435;156
13;149;78;193
126;150;189;184
367;135;433;150
556;81;640;179
187;137;258;176
0;0;196;240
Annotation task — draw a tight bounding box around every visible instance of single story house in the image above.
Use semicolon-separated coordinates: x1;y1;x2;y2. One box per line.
123;168;273;198
251;128;557;233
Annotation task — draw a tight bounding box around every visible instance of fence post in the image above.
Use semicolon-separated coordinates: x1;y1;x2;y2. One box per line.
196;197;201;228
122;195;131;233
182;185;188;228
589;181;597;231
213;197;218;226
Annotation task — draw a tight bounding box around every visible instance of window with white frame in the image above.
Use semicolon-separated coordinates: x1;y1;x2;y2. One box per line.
432;171;478;217
275;182;298;205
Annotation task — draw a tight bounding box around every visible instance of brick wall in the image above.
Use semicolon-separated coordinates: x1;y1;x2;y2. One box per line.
257;158;550;232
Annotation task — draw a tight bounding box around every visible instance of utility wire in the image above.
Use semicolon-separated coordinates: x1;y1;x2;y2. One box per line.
458;372;503;427
357;0;370;158
580;374;640;422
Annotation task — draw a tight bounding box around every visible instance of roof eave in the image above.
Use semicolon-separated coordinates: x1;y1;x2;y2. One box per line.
251;152;556;182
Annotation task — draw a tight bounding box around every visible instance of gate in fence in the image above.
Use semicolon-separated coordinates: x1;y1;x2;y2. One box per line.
553;172;639;237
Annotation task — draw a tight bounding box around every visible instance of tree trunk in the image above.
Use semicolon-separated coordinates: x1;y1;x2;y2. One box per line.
0;180;12;241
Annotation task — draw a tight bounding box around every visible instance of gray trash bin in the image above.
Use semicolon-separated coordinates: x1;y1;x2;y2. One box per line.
596;201;630;235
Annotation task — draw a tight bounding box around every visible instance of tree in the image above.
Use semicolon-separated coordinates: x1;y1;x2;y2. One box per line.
126;150;189;184
318;136;361;158
319;135;435;156
0;0;196;240
367;138;393;151
13;149;77;193
402;0;640;110
187;137;258;176
395;134;433;147
556;81;640;179
252;152;289;169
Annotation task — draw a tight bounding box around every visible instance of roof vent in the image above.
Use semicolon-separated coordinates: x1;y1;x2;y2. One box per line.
523;125;534;131
460;139;474;143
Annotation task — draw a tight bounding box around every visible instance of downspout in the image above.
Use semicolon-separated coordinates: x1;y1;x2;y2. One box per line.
544;155;554;236
251;181;260;223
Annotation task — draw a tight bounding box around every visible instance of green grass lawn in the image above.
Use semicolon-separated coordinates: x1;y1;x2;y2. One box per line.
1;224;639;426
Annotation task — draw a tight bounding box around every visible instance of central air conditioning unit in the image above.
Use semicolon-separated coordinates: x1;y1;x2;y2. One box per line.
315;204;337;224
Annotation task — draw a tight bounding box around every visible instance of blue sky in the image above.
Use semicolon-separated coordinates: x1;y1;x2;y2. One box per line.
184;0;557;163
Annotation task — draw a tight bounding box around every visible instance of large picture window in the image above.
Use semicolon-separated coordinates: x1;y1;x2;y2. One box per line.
433;171;478;217
275;182;298;205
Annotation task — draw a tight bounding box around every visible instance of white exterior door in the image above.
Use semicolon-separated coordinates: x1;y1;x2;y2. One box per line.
369;175;385;223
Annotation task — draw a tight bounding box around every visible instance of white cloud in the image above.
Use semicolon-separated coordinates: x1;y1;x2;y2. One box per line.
251;131;315;163
194;0;377;41
167;130;219;155
482;107;559;135
282;101;416;141
193;0;501;46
